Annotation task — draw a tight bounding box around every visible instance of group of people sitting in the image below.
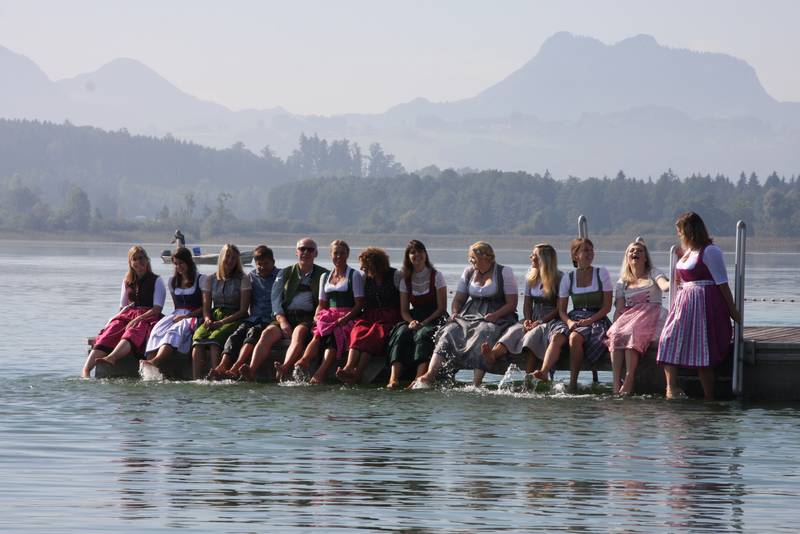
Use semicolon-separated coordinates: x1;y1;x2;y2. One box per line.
81;211;740;399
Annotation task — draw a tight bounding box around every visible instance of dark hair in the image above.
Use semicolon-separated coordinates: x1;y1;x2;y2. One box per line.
569;237;594;268
675;212;712;250
359;247;390;278
402;240;433;274
253;244;274;262
171;246;197;289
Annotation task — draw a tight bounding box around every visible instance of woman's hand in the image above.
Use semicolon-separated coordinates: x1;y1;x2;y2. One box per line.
172;314;188;323
128;316;142;327
523;319;541;331
484;312;499;323
408;319;421;330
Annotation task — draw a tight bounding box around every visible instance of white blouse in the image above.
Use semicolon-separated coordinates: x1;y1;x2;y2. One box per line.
558;267;612;298
398;268;447;296
676;245;728;284
119;276;167;308
318;266;365;301
456;264;518;298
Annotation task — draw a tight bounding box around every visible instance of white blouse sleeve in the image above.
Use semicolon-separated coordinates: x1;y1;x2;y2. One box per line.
652;267;667;281
119;280;129;308
558;272;572;298
152;276;167;308
599;267;613;292
434;270;447;290
352;269;365;298
318;272;330;302
501;266;518;295
704;245;729;284
456;267;471;294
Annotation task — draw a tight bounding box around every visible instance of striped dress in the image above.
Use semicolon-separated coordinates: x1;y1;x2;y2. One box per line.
657;246;732;368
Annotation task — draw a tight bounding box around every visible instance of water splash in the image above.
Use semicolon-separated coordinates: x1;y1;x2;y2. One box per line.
139;361;164;382
497;363;523;390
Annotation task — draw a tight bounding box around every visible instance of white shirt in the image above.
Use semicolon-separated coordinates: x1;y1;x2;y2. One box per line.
558;267;612;298
456;264;518;298
319;266;365;301
398;268;447;295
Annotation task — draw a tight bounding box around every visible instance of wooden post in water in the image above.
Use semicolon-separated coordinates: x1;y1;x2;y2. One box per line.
732;220;747;397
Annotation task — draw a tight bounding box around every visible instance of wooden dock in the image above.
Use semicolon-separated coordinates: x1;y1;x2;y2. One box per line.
91;326;800;400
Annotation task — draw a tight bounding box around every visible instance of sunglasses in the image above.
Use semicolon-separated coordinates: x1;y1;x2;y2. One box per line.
297;246;316;253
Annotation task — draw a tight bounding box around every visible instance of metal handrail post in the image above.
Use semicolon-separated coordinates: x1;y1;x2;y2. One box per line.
732;221;747;397
578;215;588;239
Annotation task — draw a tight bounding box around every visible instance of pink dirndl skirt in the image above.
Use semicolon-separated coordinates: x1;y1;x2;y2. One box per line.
312;307;355;360
349;307;401;356
605;302;663;354
93;307;162;356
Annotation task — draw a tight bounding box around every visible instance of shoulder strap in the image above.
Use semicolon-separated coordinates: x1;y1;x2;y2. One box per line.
429;269;437;293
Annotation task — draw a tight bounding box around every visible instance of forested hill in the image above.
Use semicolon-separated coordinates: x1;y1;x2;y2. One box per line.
266;170;800;237
0;119;287;218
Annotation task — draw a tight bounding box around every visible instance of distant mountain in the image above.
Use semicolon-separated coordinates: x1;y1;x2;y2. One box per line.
1;34;799;179
387;32;795;125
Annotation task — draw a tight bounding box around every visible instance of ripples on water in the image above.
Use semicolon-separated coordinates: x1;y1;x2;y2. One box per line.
2;241;800;532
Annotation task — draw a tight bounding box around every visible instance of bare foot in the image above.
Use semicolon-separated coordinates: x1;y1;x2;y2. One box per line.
335;366;354;381
96;355;115;366
387;380;400;389
620;381;634;396
274;361;287;381
309;374;324;385
141;359;157;368
239;364;254;381
532;369;550;382
666;387;687;399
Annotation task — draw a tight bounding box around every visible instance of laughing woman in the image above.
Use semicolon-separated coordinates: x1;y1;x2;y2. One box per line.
141;247;205;372
82;246;166;377
657;212;739;400
605;241;669;396
191;244;251;379
415;241;518;387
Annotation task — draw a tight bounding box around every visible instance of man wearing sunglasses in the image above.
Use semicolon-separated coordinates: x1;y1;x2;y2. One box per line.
242;238;328;380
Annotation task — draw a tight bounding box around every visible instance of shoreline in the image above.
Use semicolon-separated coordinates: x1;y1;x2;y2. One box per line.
2;230;799;253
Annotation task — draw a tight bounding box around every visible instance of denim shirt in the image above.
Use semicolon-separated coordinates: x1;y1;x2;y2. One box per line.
247;267;279;324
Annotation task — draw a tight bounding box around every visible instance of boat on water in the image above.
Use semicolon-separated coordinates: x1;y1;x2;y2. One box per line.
160;247;254;265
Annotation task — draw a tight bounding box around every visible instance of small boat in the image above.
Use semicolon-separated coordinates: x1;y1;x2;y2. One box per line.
160;246;254;265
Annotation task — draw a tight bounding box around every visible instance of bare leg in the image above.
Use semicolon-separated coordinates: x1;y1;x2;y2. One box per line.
230;343;255;374
415;353;445;386
533;333;566;381
415;361;429;379
214;353;234;373
192;346;207;380
473;368;486;387
568;331;585;392
143;344;175;368
387;361;402;389
280;324;310;376
310;348;337;384
664;364;680;398
524;348;539;374
250;325;282;377
336;348;361;381
82;348;108;378
351;351;371;384
295;336;322;373
481;342;508;367
619;349;640;396
97;339;133;365
208;345;223;370
698;367;715;400
610;349;624;395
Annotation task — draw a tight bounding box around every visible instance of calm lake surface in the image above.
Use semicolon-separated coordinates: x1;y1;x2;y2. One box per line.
2;240;799;532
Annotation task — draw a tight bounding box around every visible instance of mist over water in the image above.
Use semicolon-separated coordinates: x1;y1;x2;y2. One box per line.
2;240;799;532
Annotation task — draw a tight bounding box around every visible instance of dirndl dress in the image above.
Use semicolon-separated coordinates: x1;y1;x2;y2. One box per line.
605;278;666;355
657;247;732;368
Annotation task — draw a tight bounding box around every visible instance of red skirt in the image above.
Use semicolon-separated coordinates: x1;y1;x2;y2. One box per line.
349;307;401;356
93;307;162;356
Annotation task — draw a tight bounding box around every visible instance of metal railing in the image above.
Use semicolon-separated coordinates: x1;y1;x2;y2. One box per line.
732;221;747;397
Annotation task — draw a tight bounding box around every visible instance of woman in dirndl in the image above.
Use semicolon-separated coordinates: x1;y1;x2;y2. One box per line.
605;240;669;395
191;244;251;379
414;241;518;388
81;245;166;377
141;246;205;372
657;212;740;400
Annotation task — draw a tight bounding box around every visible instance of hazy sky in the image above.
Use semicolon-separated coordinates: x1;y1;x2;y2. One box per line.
1;0;798;115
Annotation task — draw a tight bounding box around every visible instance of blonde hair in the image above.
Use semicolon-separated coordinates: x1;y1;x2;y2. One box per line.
124;245;152;285
469;241;495;263
330;239;350;256
619;241;654;285
216;243;244;280
526;243;559;300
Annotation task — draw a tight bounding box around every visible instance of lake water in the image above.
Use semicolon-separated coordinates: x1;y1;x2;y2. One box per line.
2;240;799;532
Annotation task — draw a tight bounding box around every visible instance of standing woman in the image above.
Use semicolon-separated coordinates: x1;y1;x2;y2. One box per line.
295;240;364;384
605;241;669;395
337;247;402;384
483;243;564;375
141;247;205;372
385;240;448;388
657;212;739;400
82;246;166;377
191;244;251;379
415;241;518;387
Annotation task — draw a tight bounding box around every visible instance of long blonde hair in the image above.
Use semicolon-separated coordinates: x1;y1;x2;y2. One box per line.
619;241;654;285
216;243;244;280
124;245;152;285
527;243;559;299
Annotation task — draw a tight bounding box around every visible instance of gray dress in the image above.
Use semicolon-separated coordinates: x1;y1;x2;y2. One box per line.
433;263;517;371
496;273;567;359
